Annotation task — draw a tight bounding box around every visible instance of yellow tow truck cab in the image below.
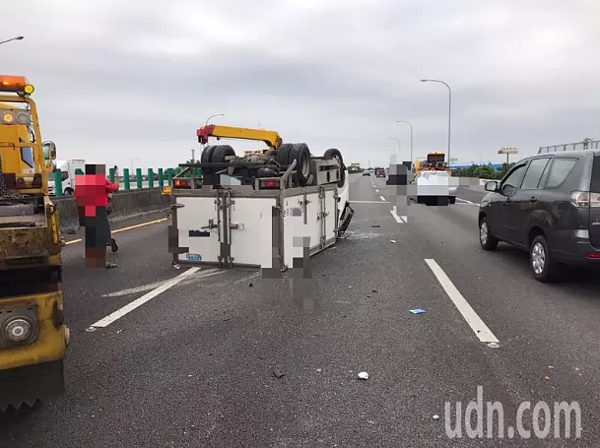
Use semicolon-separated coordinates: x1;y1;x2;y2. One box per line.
0;75;68;411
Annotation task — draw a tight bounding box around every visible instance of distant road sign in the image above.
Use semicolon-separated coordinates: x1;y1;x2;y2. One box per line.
498;147;519;154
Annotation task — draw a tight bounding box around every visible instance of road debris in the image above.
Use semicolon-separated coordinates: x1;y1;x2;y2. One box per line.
409;309;426;315
487;342;499;349
390;239;397;243
358;372;369;380
432;415;440;421
544;376;550;381
273;369;285;379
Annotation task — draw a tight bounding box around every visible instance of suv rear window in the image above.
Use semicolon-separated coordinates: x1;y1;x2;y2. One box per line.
546;158;577;188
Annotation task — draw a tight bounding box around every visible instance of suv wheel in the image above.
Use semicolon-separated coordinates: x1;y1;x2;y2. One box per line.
479;217;498;250
530;235;559;283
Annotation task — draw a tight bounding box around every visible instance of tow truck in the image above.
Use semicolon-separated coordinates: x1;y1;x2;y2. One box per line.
168;125;353;270
414;151;451;176
0;75;68;411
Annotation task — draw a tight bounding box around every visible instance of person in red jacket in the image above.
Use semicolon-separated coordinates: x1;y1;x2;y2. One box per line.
75;164;117;269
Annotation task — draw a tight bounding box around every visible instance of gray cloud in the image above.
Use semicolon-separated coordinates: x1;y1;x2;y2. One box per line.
2;0;599;169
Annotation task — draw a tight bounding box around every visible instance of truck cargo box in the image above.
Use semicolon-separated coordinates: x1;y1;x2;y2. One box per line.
169;184;339;270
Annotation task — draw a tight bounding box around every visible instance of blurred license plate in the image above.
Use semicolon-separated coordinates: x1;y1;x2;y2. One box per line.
186;254;202;262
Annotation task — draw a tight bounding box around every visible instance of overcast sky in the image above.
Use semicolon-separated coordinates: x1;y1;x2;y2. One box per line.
2;0;599;169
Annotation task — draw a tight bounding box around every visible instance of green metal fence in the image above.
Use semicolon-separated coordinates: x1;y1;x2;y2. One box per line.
51;166;180;197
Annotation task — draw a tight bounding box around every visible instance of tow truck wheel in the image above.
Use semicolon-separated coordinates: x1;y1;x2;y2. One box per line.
290;143;311;186
201;145;217;174
63;188;73;196
212;145;236;163
323;148;345;188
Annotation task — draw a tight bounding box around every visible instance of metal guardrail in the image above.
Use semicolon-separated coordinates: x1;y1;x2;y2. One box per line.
538;140;599;154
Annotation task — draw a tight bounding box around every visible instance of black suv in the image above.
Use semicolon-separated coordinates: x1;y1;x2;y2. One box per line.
478;149;600;282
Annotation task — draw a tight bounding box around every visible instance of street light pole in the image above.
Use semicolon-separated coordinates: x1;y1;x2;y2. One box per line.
388;137;401;153
0;35;24;46
421;79;452;163
396;120;413;167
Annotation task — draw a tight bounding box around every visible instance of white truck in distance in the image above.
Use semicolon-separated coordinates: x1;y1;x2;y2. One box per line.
48;159;85;196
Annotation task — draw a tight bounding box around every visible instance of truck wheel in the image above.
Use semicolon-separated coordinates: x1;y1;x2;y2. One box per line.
201;145;217;174
290;143;311;186
277;143;294;166
323;148;346;188
212;145;236;163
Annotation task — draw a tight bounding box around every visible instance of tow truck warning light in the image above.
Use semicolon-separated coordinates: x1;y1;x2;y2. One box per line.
0;75;35;95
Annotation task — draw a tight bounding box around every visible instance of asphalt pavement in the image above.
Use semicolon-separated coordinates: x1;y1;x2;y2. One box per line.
2;174;599;447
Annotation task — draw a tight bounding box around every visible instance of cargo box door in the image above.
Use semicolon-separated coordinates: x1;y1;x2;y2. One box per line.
228;197;278;268
175;196;221;264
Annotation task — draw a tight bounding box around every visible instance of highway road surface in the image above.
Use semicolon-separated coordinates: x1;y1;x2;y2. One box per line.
2;174;599;447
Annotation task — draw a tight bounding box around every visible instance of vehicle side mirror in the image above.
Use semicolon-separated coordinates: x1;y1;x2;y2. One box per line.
42;141;56;161
485;180;499;192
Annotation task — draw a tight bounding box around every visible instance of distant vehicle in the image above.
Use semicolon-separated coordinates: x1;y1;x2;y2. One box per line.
376;169;385;178
362;170;371;176
479;143;600;282
410;171;456;204
48;159;85;195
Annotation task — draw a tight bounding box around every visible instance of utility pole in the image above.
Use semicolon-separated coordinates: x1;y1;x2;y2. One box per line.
191;148;195;163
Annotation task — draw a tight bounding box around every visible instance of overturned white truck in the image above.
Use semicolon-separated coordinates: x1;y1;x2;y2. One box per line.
168;125;353;270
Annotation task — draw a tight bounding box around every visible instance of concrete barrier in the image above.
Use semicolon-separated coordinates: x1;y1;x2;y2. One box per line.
54;188;170;234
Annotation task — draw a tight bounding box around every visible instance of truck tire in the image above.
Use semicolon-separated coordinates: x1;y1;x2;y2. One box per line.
64;188;73;196
212;145;236;163
323;148;345;188
277;144;294;166
290;143;311;186
201;145;217;174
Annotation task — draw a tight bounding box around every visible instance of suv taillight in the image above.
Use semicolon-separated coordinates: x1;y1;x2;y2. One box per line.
570;191;600;208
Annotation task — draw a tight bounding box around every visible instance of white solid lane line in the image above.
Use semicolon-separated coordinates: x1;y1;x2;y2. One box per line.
456;197;475;204
390;206;407;224
424;259;499;344
90;267;201;328
380;195;386;202
101;269;223;297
